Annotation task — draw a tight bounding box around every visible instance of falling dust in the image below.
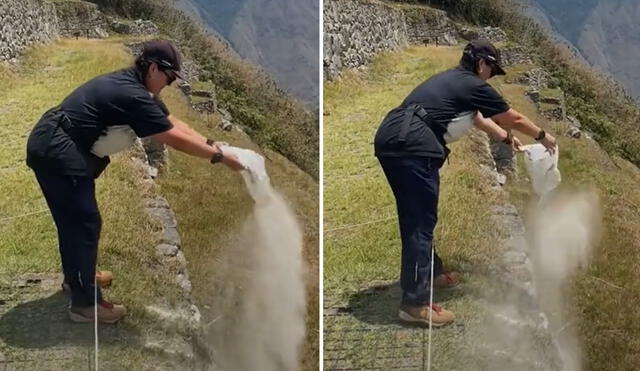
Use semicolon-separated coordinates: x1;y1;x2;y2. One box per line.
479;144;601;370
527;189;601;371
204;146;307;371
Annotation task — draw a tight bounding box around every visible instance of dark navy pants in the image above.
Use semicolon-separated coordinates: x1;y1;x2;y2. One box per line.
34;170;103;307
378;156;444;306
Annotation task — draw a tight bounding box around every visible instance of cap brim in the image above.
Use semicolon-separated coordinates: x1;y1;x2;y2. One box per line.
174;70;186;80
494;64;506;76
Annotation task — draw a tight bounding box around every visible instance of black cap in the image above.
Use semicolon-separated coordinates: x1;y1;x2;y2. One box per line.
463;39;506;76
141;40;185;80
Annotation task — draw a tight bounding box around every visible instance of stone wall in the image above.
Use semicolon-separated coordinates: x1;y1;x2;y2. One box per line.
0;0;59;61
324;0;460;79
324;0;408;80
403;6;458;46
54;1;110;39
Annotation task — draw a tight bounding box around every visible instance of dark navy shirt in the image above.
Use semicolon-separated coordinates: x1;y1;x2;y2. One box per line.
27;68;173;177
375;66;509;158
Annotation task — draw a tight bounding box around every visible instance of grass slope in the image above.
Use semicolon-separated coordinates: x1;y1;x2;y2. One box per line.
324;46;505;369
0;36;318;370
324;43;640;370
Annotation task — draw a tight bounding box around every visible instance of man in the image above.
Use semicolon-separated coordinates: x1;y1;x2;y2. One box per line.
26;40;244;324
374;40;557;327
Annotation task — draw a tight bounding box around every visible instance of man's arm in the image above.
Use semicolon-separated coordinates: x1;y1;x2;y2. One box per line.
492;108;556;151
474;112;509;140
473;113;523;151
150;127;244;171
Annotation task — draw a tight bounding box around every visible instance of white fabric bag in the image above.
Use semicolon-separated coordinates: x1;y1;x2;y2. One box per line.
522;143;561;197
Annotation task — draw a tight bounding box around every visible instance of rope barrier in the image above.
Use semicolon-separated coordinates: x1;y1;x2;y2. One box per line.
94;275;99;371
324;216;396;233
427;246;435;371
0;209;49;223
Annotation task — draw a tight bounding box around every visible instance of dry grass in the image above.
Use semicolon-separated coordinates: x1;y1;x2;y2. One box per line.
500;84;640;370
157;88;320;370
0;37;318;369
324;46;511;368
325;41;640;369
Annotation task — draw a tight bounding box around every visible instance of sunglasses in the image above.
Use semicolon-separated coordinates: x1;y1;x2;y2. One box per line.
160;67;177;85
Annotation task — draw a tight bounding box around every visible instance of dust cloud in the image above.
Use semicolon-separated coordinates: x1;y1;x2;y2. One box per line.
205;147;306;371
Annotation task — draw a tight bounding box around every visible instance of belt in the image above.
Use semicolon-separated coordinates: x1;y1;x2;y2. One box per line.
397;104;430;143
58;110;73;133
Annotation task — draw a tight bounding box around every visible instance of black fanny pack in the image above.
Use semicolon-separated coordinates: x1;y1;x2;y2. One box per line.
26;107;109;178
374;104;449;159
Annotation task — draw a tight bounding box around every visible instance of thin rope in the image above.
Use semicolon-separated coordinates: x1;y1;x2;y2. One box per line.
94;274;98;371
324;216;395;233
0;209;48;223
426;245;435;371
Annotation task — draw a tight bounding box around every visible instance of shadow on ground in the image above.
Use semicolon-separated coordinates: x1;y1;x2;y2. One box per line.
0;273;143;369
0;291;142;350
345;280;473;327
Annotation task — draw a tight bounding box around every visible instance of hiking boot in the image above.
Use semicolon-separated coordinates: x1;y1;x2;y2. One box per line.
398;303;455;327
433;271;461;289
69;300;126;324
61;270;113;293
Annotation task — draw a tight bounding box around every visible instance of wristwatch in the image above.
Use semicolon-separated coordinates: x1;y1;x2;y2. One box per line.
502;131;512;145
535;129;546;141
210;146;224;164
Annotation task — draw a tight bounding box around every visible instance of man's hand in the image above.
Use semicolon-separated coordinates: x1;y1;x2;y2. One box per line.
512;136;524;152
221;151;245;171
540;133;557;154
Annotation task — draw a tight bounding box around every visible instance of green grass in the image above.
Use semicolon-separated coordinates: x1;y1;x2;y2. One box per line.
325;42;640;370
324;46;511;368
156;87;320;371
502;86;640;370
0;37;319;370
0;37;186;369
324;44;500;297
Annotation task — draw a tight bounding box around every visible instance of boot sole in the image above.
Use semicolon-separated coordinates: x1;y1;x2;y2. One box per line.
398;310;453;327
68;311;123;324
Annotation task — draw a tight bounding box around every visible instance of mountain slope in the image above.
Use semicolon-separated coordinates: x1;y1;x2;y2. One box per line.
523;0;640;98
179;0;319;106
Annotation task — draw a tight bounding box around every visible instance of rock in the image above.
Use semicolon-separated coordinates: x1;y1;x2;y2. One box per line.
162;227;182;247
191;90;212;98
192;99;216;114
0;0;59;62
110;20;131;34
458;27;480;41
141;138;168;170
219;118;233;132
539;96;562;105
566;125;582;139
440;32;458;46
156;243;179;257
501;46;532;66
147;166;159;179
178;82;192;96
144;338;195;362
567;115;582;128
111;19;158;35
478;26;507;43
176;273;192;293
145;304;200;331
217;107;232;121
490;140;516;173
54;1;110;39
324;0;408;79
145;197;170;209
